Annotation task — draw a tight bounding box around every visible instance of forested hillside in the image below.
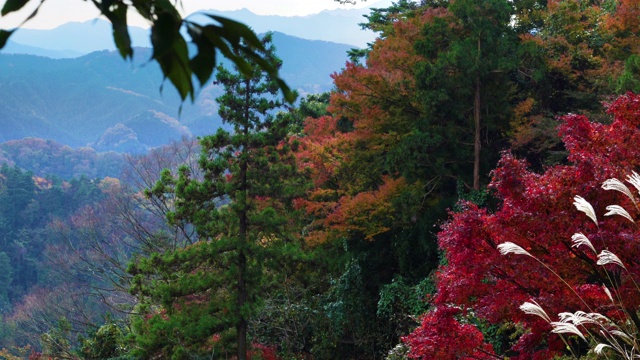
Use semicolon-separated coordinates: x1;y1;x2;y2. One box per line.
0;138;126;179
0;33;352;152
2;0;640;359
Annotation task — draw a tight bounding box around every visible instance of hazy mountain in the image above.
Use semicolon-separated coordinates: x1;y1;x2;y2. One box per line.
4;4;385;56
0;32;351;152
188;7;377;47
3;41;83;59
7;20;152;54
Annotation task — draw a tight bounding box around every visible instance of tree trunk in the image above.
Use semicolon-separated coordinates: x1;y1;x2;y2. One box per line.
473;37;481;191
237;245;247;360
237;77;251;360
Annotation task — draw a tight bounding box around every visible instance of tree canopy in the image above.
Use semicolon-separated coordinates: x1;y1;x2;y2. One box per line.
129;33;306;359
405;93;640;358
5;0;640;358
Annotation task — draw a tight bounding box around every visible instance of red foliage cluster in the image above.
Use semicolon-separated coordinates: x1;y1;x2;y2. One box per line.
249;343;279;360
404;93;640;358
28;353;47;360
403;305;495;360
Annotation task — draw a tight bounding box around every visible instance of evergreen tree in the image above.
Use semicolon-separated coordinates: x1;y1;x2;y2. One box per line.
129;32;305;359
412;0;516;191
0;252;12;309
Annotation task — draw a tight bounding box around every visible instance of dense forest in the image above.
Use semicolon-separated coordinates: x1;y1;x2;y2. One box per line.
2;0;640;359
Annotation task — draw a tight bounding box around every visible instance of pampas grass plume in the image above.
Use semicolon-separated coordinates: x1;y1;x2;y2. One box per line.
497;242;532;257
574;196;598;226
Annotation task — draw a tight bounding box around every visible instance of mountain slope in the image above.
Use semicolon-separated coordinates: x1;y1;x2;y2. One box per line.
3;41;83;58
0;33;351;152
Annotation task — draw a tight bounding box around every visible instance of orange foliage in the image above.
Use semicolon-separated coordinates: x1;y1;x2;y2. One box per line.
326;177;408;240
32;176;52;190
540;0;638;93
295;14;433;245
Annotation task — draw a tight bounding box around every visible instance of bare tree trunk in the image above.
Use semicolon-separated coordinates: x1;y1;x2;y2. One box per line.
473;37;481;191
237;184;248;360
237;77;251;360
237;237;247;360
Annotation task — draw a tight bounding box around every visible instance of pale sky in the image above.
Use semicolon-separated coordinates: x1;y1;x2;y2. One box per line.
0;0;370;30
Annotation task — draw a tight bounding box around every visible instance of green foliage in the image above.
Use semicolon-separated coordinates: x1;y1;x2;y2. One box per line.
0;29;13;48
377;276;434;320
129;33;306;360
413;0;516;190
304;237;436;359
0;252;12;309
80;322;127;359
616;54;640;93
274;92;331;137
0;161;117;351
455;179;489;208
472;321;524;356
299;93;331;119
361;0;423;38
6;1;640;358
349;0;424;63
0;139;127;179
40;317;73;359
314;258;372;357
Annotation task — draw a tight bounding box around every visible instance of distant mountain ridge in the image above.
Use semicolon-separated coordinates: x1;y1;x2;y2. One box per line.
7;19;152;55
4;5;384;57
2;41;83;59
0;32;352;152
188;7;376;47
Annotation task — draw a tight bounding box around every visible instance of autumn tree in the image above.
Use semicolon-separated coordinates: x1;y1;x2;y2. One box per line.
293;5;467;356
404;92;640;358
292;3;640;355
129;33;305;359
509;0;640;168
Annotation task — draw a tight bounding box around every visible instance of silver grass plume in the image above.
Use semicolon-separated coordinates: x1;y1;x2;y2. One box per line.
604;205;635;223
574;196;598;226
627;171;640;195
550;321;587;341
603;285;613;303
557;311;597;326
557;311;609;326
597;250;627;269
520;301;551;323
609;330;633;342
497;242;533;257
593;343;611;355
602;178;637;206
571;233;596;254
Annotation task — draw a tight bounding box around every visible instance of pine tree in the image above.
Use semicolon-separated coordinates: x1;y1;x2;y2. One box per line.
129;32;305;359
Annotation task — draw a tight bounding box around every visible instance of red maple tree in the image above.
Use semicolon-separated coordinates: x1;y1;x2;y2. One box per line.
405;93;640;358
